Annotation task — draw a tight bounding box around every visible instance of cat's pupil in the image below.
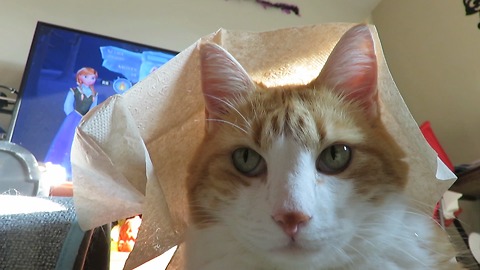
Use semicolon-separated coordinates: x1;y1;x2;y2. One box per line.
243;149;249;163
330;147;337;160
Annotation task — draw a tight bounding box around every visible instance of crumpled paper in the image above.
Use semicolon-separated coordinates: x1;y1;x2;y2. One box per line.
71;23;457;269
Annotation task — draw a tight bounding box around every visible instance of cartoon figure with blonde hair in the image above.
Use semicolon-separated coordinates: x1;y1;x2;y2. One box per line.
45;67;99;179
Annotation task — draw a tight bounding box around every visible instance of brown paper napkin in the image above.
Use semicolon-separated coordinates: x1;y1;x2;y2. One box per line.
71;23;456;269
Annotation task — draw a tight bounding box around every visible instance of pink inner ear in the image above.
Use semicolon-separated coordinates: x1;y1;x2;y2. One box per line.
199;42;255;117
316;25;378;118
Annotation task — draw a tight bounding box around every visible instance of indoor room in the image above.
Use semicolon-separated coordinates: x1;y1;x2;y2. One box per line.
0;0;479;269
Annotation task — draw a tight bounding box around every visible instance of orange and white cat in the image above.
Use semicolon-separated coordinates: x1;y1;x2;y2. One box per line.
185;25;462;270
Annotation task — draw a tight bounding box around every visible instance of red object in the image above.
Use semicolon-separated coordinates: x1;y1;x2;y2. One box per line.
118;216;142;252
419;121;454;171
420;121;459;226
49;182;73;197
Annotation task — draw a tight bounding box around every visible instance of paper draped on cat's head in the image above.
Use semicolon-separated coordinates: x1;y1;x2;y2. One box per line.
200;25;379;123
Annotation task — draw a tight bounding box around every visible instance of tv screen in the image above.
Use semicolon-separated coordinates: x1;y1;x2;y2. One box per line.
8;21;178;180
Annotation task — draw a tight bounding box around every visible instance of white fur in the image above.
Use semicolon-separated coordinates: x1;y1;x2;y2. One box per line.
185;137;438;270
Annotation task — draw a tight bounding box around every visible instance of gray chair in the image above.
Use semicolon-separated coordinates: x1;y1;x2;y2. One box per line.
0;141;110;269
0;141;41;196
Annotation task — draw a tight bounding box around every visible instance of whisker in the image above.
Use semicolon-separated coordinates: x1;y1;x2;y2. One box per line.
359;207;437;221
354;230;433;268
324;243;354;268
355;224;461;261
204;94;251;129
343;242;370;263
206;118;249;134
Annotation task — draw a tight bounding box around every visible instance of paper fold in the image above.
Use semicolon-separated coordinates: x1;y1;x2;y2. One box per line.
71;23;457;269
72;96;146;229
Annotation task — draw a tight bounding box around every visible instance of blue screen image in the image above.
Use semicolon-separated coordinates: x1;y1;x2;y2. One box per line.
9;22;177;179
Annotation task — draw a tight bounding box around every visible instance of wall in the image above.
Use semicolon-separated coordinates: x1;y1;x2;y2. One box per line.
0;0;379;132
373;0;480;165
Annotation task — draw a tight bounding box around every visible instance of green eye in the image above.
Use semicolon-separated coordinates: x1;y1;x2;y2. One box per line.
232;148;266;176
316;144;352;174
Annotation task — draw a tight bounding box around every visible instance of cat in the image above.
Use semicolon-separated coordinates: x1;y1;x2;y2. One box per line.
184;25;463;270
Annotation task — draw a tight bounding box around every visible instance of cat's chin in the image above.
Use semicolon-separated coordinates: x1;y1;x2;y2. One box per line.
265;244;347;269
260;231;354;267
268;241;326;262
271;243;319;255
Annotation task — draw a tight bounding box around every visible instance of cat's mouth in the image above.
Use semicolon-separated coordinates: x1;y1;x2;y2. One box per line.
271;241;320;257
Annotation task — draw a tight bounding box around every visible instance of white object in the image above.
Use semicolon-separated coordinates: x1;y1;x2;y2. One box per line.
441;190;463;220
469;232;480;264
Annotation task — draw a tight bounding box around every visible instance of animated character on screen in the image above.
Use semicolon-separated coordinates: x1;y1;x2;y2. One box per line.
44;67;99;180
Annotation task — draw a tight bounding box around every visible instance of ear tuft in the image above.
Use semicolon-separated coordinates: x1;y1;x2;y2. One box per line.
199;42;255;117
315;24;378;118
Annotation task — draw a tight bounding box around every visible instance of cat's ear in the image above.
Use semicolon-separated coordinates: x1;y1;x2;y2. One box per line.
198;42;255;117
314;24;378;118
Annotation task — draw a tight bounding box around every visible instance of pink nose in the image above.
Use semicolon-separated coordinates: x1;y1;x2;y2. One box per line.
273;211;311;237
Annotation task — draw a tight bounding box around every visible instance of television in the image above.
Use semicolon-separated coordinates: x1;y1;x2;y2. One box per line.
7;21;178;180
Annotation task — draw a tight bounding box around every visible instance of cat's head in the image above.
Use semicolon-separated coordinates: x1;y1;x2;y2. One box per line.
187;25;409;266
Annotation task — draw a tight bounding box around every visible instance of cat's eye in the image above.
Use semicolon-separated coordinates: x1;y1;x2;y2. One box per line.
232;148;266;176
316;144;351;174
